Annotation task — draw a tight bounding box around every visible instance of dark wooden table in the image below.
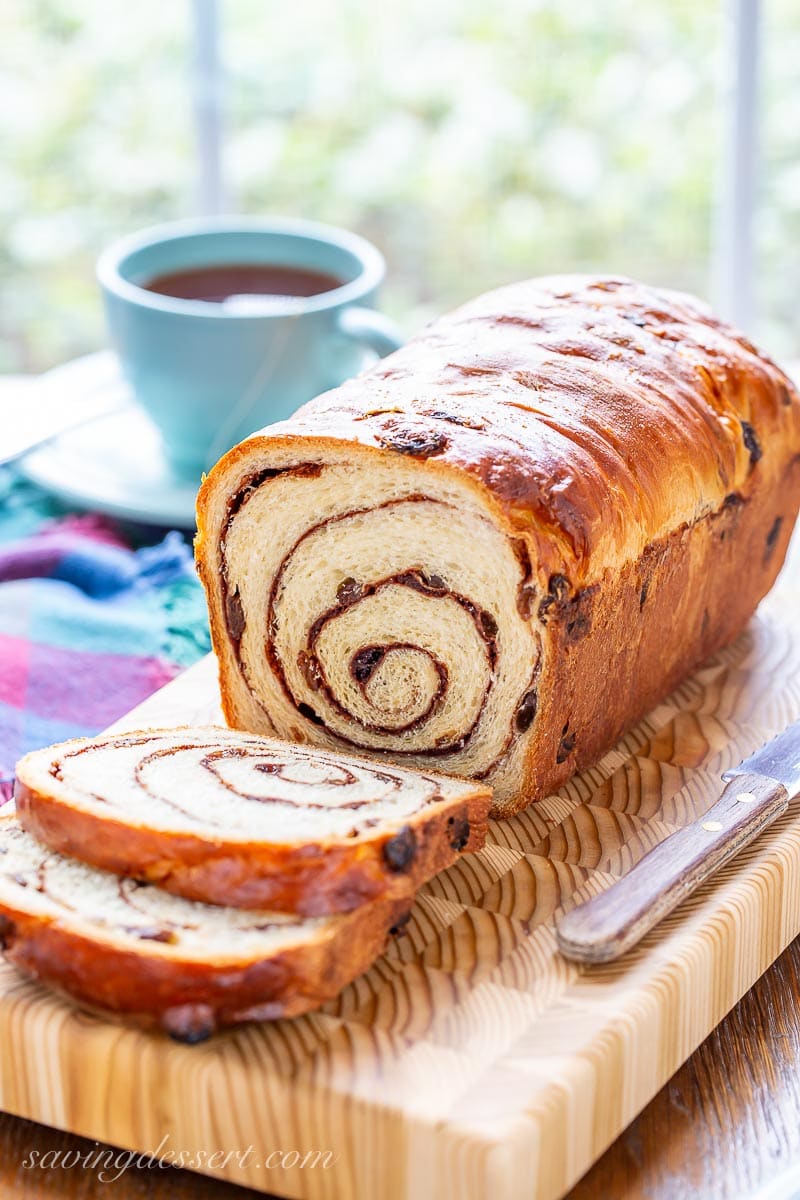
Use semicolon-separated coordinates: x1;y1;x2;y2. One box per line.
3;936;800;1200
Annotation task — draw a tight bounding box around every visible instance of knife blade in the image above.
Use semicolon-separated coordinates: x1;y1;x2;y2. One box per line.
555;719;800;964
721;720;800;794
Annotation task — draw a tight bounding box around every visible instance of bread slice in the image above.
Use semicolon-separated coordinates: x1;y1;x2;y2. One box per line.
0;809;410;1039
14;727;491;915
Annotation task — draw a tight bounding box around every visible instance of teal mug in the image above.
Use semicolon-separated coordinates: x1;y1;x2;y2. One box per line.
97;217;403;479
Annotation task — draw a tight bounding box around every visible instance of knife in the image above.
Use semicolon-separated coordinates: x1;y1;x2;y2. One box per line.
555;719;800;964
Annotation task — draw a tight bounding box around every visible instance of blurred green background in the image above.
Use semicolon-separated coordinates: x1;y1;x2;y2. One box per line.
0;0;796;374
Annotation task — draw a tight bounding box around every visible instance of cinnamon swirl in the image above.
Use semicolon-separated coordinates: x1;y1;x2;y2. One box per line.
14;727;490;915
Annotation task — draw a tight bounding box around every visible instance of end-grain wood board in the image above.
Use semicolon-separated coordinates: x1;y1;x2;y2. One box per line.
1;541;800;1200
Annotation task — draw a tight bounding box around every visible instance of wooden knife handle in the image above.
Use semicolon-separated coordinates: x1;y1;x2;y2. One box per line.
555;773;789;964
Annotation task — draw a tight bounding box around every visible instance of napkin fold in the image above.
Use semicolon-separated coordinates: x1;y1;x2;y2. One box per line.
0;471;210;802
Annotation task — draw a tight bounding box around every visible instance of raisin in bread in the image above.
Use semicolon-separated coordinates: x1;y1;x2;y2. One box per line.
15;727;490;914
0;809;410;1039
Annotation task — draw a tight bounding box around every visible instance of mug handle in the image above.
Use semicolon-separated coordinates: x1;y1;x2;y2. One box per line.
337;305;404;358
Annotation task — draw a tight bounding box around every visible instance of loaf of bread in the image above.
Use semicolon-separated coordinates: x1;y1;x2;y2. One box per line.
0;809;411;1039
196;275;800;817
15;727;490;914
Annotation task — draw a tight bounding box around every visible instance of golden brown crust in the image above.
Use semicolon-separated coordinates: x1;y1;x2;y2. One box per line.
0;905;408;1038
195;275;800;816
14;758;489;915
0;868;410;1040
493;451;800;815
202;275;798;583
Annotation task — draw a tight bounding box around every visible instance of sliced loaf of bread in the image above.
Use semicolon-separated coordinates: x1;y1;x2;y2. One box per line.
0;809;410;1039
15;727;491;914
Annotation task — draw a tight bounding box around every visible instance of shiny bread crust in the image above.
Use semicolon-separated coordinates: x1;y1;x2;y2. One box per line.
196;275;800;816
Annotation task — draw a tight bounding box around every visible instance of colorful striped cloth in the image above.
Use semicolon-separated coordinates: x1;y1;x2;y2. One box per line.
0;469;210;802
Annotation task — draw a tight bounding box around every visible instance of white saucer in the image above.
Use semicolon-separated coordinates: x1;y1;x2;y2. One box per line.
18;352;199;529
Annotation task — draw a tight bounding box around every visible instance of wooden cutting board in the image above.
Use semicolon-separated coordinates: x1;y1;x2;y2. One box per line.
1;540;799;1200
